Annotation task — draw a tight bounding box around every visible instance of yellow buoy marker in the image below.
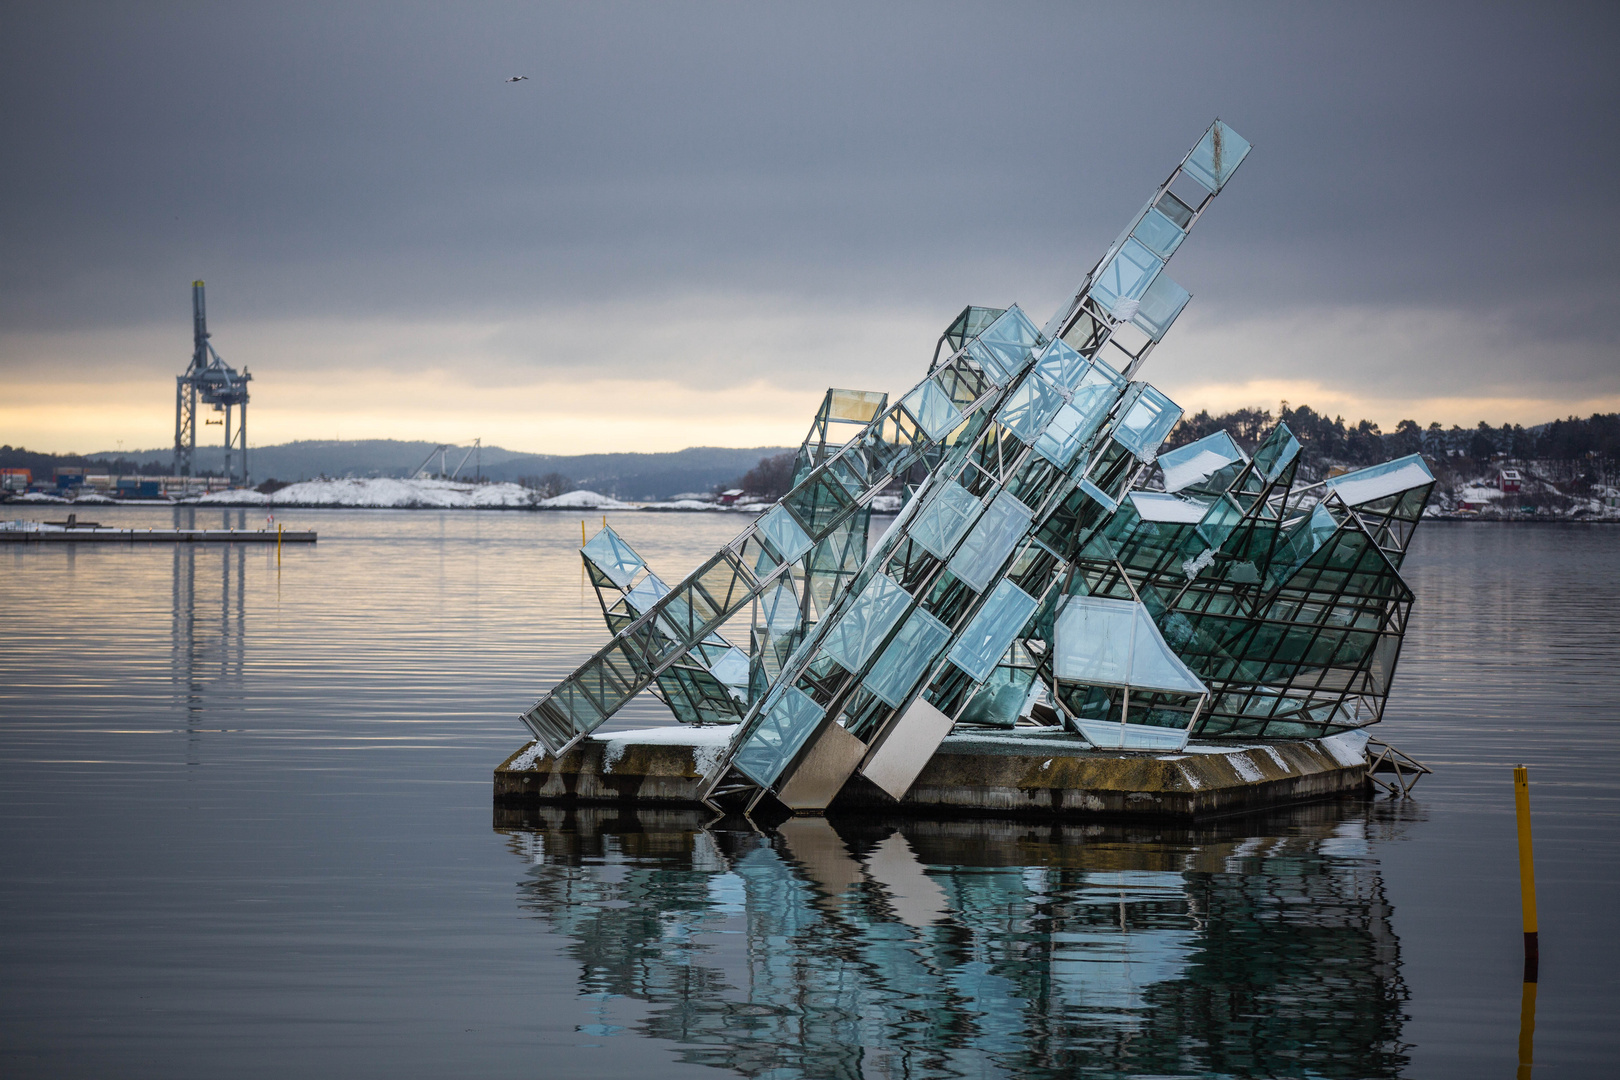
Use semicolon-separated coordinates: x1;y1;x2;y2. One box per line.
1514;765;1539;966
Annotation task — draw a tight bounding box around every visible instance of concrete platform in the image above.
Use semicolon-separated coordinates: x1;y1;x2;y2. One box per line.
494;726;1373;821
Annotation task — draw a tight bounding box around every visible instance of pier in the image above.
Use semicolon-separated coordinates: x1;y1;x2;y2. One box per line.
1;525;315;544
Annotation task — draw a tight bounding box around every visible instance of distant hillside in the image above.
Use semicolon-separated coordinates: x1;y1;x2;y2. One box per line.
80;440;793;500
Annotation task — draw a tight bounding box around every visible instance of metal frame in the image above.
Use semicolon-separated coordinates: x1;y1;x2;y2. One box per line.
519;119;1439;815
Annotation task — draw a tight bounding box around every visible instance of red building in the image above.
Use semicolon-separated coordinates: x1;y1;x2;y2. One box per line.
1498;468;1523;495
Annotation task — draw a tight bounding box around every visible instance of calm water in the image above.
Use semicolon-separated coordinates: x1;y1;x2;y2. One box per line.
1;506;1616;1078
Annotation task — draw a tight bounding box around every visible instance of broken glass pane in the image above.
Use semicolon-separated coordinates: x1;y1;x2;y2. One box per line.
947;580;1039;682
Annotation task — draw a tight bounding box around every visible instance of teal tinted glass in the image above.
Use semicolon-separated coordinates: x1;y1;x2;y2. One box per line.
1079;476;1119;514
1252;423;1302;481
820;572;912;673
909;480;981;559
1090;239;1163;315
1111;384;1183;461
863;607;952;707
1182;120;1251;194
731;686;826;788
1033;400;1092;470
581;527;644;588
1131;207;1186;259
900;379;964;441
1032;338;1086;389
947;490;1034;592
1132;273;1191;341
947;580;1039;682
756;504;813;562
995;374;1066;442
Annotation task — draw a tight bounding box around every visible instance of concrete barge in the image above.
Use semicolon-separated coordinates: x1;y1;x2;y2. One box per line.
495;727;1374;821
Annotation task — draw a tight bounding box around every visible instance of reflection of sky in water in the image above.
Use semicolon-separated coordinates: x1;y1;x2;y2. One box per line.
511;809;1409;1079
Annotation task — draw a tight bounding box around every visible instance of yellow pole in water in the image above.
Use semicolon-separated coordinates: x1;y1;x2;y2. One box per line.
581;519;587;544
1514;765;1539;965
277;523;282;566
1514;765;1539;1077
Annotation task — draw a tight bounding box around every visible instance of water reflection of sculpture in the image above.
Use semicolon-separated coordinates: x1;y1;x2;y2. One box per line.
503;809;1410;1078
521;118;1438;817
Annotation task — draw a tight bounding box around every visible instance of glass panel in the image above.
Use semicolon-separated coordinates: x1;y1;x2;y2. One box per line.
947;580;1039;682
956;663;1035;728
1054;597;1134;685
1154;189;1194;229
1130;207;1185;259
708;646;752;690
1067;357;1125;438
1110;384;1183;461
1158;430;1246;492
948;490;1034;592
1252;423;1302;481
755;504;813;562
863;606;952;707
909;480;981;559
1032;338;1086;389
1132;272;1191;341
1089;238;1163;319
827;388;887;423
731;686;826;788
1182;120;1252;194
1195;492;1246;549
994;374;1066;443
580;526;643;588
1032;400;1093;470
965;339;1011;383
820;572;912;674
1325;454;1435;505
900;379;964;441
1125;603;1207;694
976;305;1042;376
1078;476;1119;514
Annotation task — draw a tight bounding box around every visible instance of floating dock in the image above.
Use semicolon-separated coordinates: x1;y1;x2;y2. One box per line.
0;526;315;544
495;727;1374;821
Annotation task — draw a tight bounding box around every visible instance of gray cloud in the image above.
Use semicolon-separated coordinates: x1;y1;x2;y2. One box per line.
2;0;1617;417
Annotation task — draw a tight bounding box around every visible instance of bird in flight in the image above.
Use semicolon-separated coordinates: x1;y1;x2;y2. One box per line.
505;75;529;83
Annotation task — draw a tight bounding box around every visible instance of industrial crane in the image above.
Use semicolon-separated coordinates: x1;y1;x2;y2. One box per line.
173;281;251;486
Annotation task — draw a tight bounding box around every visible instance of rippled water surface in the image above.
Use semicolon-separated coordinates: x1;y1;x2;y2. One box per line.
2;507;1617;1078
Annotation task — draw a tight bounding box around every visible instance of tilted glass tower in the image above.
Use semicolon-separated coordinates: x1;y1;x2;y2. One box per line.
522;120;1435;813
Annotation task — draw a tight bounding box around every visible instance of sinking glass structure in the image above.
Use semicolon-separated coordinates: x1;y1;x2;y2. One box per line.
525;119;1436;812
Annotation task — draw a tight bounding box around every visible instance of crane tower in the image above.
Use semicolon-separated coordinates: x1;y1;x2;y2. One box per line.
174;280;251;485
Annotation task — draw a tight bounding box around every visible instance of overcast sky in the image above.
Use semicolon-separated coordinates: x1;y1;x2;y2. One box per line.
3;1;1617;454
